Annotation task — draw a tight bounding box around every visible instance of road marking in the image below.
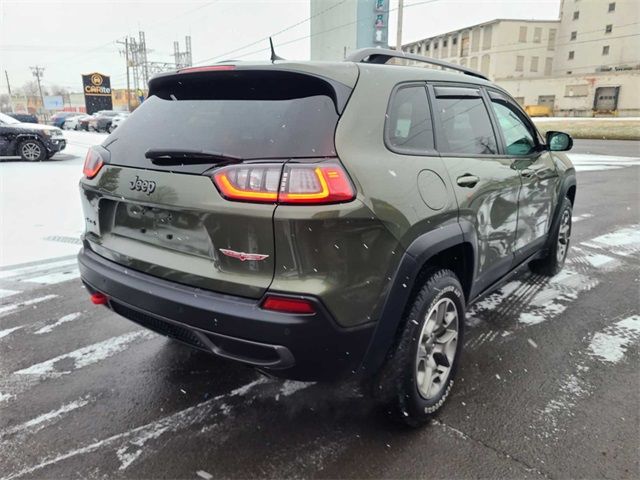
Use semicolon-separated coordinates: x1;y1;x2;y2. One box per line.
24;269;80;285
588;315;640;363
0;289;21;300
14;330;155;376
0;326;24;340
0;397;90;439
0;259;77;280
34;312;82;335
0;378;271;480
0;295;58;318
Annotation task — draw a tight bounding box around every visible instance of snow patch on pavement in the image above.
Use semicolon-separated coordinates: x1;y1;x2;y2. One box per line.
0;294;58;317
0;326;24;340
0;289;21;299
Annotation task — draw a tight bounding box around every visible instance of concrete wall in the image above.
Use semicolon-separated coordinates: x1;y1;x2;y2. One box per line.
554;0;640;75
310;0;357;60
498;71;640;116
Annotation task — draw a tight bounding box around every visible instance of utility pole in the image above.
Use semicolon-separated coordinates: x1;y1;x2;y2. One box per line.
30;66;46;117
4;70;14;112
117;38;132;111
396;0;404;51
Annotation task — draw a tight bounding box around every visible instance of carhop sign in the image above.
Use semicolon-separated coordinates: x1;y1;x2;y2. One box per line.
81;72;113;114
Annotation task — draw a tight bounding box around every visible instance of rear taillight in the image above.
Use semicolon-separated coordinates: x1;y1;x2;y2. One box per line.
261;295;316;314
83;147;105;179
212;162;355;205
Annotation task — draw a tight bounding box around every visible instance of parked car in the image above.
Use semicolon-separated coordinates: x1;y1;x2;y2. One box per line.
78;50;576;426
0;111;66;160
51;111;83;128
6;112;38;124
63;114;89;131
108;112;130;133
78;114;95;131
88;110;121;132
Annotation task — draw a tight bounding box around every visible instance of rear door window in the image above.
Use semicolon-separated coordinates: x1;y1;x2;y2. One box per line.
433;86;498;155
385;84;434;153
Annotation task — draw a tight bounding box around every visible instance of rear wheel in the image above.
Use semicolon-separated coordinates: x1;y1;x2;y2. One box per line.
382;269;465;427
530;197;572;276
19;139;46;162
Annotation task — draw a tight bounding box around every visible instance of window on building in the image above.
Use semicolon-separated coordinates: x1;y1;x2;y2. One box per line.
516;55;525;71
545;57;553;76
531;56;539;72
519;26;527;42
385;85;434;153
433;88;497;155
608;2;615;12
568;51;575;60
602;45;610;55
548;28;557;50
605;24;613;33
471;28;480;52
481;54;491;76
570;31;577;40
489;94;536;156
483;25;493;50
533;27;542;43
452;37;458;45
573;11;579;20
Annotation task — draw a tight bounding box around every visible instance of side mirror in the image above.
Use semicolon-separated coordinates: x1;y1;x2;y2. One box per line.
546;131;573;152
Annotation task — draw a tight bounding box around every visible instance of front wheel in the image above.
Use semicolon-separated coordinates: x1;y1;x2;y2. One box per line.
19;139;46;162
530;197;572;276
382;269;465;427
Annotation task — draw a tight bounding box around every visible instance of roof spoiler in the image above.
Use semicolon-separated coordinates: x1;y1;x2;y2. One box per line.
345;48;489;81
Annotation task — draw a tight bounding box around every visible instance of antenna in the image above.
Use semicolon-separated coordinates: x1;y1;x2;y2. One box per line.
269;37;284;63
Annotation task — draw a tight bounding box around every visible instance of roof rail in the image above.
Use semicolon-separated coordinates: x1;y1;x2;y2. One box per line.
345;48;489;81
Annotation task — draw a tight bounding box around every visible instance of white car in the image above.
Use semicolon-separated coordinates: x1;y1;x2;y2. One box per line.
108;113;130;133
63;114;88;130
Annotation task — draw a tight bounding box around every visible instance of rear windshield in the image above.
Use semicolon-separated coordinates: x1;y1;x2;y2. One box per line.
106;70;345;171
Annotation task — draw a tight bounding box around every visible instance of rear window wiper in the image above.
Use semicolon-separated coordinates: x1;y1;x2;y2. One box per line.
145;149;242;165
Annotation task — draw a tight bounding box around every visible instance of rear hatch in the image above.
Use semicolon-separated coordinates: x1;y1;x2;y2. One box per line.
80;65;357;299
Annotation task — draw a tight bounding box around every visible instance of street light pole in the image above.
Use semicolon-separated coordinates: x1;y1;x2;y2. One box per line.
117;37;132;112
4;70;14;113
30;66;46;118
396;0;404;51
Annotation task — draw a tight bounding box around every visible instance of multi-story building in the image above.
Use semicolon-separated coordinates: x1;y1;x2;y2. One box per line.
401;0;640;116
402;19;561;80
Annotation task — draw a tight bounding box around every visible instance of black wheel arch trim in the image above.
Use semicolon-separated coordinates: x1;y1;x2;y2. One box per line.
546;173;576;251
359;221;475;375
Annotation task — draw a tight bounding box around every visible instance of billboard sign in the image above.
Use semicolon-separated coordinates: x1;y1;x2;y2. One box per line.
82;72;113;114
43;95;64;110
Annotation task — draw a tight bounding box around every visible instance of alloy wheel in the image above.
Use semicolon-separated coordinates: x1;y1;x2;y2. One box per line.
21;142;41;161
557;209;571;263
415;297;459;399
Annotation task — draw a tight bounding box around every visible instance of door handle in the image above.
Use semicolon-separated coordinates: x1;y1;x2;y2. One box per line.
456;174;479;188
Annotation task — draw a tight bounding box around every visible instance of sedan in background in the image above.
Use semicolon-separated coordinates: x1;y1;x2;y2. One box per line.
63;114;90;130
88;110;121;132
108;112;130;132
51;111;83;128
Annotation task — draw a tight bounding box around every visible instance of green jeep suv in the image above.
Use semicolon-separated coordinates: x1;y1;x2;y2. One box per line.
78;49;576;426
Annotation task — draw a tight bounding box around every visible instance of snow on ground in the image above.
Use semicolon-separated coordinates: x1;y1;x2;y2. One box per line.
533;116;640;122
0;130;638;268
0;131;106;267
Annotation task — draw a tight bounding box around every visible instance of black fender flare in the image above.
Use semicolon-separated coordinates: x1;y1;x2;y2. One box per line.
359;219;475;375
11;134;43;155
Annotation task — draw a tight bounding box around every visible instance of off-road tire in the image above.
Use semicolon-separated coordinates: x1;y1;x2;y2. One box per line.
382;269;465;427
19;139;46;162
530;197;572;276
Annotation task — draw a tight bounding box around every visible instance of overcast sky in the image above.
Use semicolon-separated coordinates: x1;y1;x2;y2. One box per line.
0;0;561;94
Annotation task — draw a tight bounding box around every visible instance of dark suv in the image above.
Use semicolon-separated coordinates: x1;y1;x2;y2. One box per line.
0;112;66;161
78;49;576;426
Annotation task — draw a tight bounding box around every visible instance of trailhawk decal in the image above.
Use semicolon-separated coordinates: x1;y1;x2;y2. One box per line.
219;249;269;262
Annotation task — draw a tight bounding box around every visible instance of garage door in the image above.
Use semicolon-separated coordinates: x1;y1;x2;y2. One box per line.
594;86;620;112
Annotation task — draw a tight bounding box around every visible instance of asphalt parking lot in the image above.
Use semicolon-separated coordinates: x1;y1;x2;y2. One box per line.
0;137;639;479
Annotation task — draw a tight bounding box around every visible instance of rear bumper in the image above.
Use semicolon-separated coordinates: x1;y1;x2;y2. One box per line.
78;247;374;381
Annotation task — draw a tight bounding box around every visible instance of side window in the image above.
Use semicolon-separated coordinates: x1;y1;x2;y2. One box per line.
385;84;434;153
433;87;497;155
488;92;537;156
